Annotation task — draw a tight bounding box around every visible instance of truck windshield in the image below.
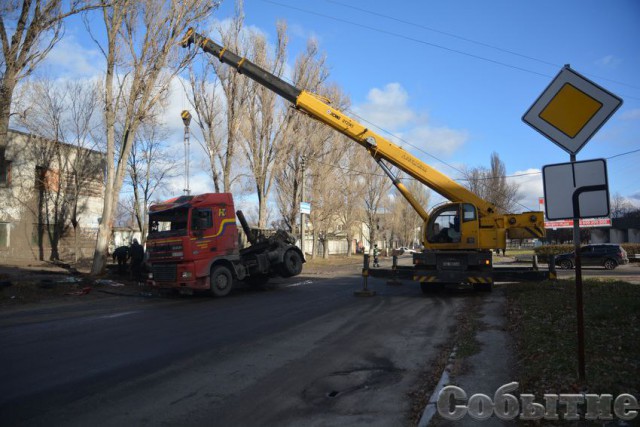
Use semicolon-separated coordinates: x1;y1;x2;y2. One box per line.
148;207;189;238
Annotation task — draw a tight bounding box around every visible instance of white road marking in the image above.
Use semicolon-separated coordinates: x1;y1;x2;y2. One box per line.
100;311;139;319
285;280;313;288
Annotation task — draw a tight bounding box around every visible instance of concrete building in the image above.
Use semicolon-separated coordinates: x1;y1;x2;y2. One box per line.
0;130;105;261
591;217;640;244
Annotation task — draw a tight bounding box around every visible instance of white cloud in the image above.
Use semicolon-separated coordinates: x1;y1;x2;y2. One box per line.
511;168;543;212
289;24;322;45
596;54;622;69
353;82;468;157
354;83;414;130
163;172;214;199
404;125;468;157
40;34;104;78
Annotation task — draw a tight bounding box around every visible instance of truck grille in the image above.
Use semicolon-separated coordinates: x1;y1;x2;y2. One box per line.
152;263;177;282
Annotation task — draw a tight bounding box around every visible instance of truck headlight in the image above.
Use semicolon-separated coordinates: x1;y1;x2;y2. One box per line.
181;272;192;279
172;252;184;257
148;272;153;279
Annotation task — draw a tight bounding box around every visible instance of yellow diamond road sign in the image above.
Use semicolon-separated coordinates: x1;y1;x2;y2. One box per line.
523;65;622;155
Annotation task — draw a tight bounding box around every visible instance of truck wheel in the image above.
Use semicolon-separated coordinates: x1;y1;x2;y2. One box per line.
210;265;233;297
280;250;303;277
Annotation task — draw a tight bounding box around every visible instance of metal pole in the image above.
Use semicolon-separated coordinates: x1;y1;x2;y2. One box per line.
571;153;586;381
181;110;192;196
184;124;190;195
300;156;306;255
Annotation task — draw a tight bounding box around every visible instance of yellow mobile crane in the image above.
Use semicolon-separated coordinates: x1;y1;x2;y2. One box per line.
181;29;547;292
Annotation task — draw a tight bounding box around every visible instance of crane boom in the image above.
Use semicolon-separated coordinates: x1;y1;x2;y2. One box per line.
181;28;497;217
181;28;549;292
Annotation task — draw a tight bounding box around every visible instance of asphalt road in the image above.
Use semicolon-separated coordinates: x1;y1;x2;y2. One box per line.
0;272;462;426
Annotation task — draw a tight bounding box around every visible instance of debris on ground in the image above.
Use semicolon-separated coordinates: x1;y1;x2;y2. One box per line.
65;287;92;296
94;279;125;287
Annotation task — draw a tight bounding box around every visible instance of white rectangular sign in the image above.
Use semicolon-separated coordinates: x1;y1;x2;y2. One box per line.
300;202;311;215
542;159;609;220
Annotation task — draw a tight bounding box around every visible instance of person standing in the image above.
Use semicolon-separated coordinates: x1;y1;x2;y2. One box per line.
373;244;380;268
130;238;144;282
112;245;130;275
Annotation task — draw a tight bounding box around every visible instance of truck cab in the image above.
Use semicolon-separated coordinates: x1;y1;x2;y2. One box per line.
146;193;304;296
147;193;239;292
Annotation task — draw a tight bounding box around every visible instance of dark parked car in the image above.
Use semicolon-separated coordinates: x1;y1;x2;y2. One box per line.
555;244;629;270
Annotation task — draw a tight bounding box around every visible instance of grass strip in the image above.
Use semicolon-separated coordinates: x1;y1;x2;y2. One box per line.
506;280;640;396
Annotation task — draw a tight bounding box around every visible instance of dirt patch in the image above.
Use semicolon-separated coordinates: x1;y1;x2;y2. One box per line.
0;260;147;308
0;256;367;308
301;255;364;277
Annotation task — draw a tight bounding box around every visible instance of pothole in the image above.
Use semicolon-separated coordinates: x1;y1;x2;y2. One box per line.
303;366;404;406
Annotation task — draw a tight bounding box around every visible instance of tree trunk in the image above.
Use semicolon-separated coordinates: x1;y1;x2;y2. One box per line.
91;186;116;275
0;75;16;150
74;224;79;263
312;229;318;260
323;236;328;259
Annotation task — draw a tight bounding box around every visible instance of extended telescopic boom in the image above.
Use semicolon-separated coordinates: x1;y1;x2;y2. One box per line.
181;28;497;220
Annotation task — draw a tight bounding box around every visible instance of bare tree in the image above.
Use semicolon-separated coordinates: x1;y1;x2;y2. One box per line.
334;143;368;256
610;192;635;218
16;78;102;261
210;0;250;193
0;0;102;154
90;0;216;275
184;0;249;193
241;22;288;228
274;37;330;233
185;61;224;192
125;122;175;244
306;150;343;259
388;175;430;247
464;152;520;213
362;158;392;254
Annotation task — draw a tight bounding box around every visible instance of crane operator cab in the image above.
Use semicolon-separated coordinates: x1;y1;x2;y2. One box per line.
425;203;480;249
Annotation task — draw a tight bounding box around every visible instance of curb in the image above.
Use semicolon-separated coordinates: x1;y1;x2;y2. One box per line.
418;346;457;427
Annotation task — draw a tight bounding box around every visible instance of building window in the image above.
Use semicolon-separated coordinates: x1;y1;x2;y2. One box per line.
0;151;10;186
35;166;60;192
0;223;9;248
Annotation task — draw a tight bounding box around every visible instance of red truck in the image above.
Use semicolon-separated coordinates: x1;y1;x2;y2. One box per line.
146;193;304;296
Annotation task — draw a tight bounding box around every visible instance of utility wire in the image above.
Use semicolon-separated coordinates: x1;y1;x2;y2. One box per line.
606;147;640;160
260;0;550;78
324;0;557;68
322;0;640;92
260;0;640;100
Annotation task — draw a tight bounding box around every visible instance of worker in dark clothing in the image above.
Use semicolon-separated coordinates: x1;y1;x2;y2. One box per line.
130;238;145;282
112;246;130;275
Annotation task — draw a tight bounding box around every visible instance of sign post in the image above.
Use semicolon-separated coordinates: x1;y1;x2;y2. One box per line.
569;154;585;381
300;157;307;255
523;65;622;381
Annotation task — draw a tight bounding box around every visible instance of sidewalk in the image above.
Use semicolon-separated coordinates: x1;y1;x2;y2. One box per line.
421;288;516;426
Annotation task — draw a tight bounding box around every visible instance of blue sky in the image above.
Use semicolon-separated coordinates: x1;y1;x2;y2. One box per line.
36;0;640;214
212;0;640;211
